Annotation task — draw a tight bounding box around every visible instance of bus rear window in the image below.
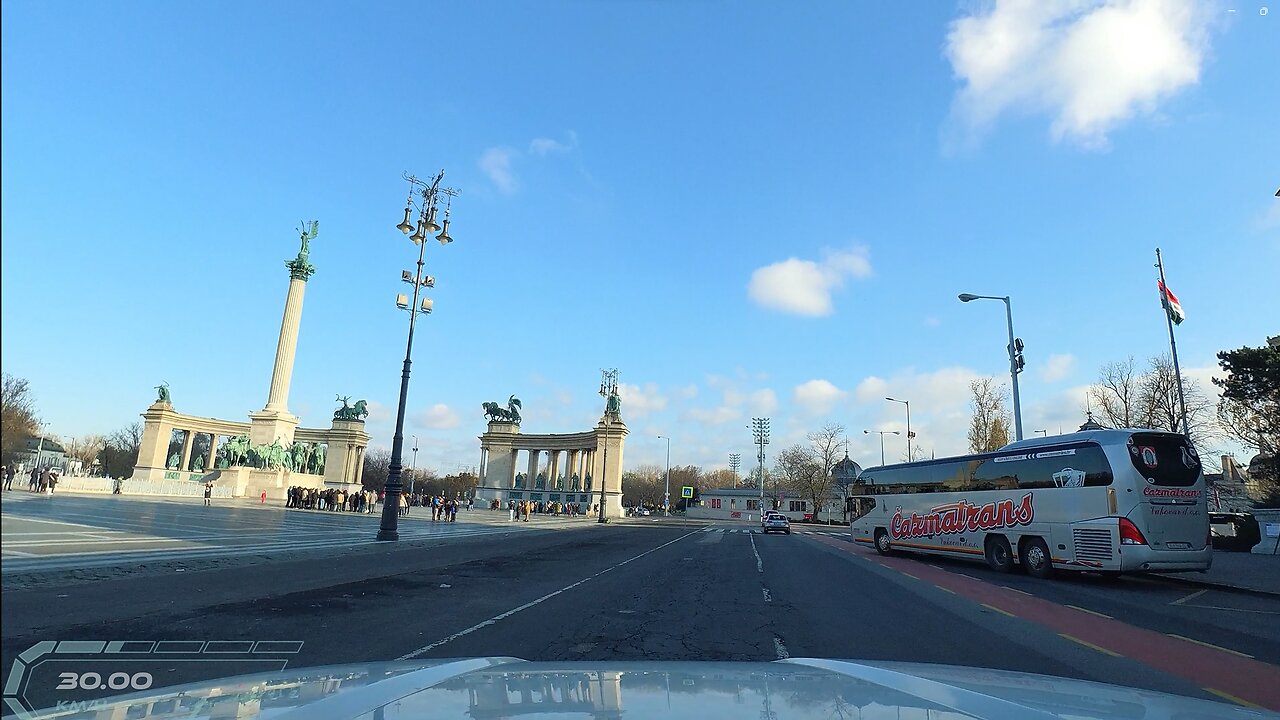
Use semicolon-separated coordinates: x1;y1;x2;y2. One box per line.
1127;433;1201;487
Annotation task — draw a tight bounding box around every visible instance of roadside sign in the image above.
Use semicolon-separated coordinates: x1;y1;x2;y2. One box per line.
681;486;693;499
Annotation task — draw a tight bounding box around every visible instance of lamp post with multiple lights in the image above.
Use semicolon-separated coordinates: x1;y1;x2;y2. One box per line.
751;418;770;514
377;171;458;542
958;293;1024;441
863;429;900;466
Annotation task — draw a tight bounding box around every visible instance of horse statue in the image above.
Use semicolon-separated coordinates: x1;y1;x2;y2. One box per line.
334;396;369;421
312;444;326;474
267;439;286;470
483;396;522;423
349;400;369;420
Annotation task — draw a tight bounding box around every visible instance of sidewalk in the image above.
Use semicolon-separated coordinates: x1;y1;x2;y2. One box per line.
1162;550;1280;596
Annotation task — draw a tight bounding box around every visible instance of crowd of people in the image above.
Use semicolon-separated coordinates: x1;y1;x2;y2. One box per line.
493;498;592;520
285;486;379;513
283;486;474;520
3;463;59;494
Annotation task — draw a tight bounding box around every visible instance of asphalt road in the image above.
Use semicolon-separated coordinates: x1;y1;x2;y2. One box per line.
3;498;1279;713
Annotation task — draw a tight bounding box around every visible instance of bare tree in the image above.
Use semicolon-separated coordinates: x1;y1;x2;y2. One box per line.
1140;354;1216;445
1089;357;1146;428
773;444;820;512
1;373;40;464
361;447;394;491
101;422;143;478
63;434;106;473
967;378;1011;453
804;422;846;523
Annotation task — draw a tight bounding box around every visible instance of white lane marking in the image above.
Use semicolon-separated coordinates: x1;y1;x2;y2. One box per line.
773;637;789;659
750;534;763;573
1171;589;1209;605
762;587;772;603
395;529;703;661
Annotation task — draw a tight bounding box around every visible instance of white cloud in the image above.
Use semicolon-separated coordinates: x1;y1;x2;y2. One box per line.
529;137;571;156
618;382;668;417
749;388;778;415
415;403;460;430
1039;353;1077;382
945;0;1212;147
747;246;873;316
673;384;698;400
365;400;392;423
793;379;849;416
479;147;517;192
685;405;743;425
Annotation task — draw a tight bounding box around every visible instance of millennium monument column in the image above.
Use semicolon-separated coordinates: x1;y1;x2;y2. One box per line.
249;222;318;447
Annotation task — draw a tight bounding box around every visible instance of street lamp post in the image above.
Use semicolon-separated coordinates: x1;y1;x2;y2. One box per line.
410;435;419;496
598;369;619;523
658;435;671;514
958;293;1024;441
377;171;458;542
885;398;912;461
863;429;900;466
751;418;770;514
32;422;49;472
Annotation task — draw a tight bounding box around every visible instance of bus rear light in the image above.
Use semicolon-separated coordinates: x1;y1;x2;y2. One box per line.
1119;517;1148;546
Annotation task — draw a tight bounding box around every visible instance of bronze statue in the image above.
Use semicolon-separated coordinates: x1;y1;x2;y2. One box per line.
155;383;171;404
482;395;523;423
287;221;318;281
333;396;369;421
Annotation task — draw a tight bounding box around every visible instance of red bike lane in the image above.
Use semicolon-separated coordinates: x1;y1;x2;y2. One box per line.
809;534;1280;711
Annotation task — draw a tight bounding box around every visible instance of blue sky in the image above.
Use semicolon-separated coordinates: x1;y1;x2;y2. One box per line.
2;1;1276;474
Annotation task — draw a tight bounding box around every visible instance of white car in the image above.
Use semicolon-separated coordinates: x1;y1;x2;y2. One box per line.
762;513;791;535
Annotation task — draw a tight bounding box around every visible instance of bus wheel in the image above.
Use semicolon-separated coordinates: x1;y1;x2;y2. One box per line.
984;536;1014;573
874;529;892;555
1021;537;1054;579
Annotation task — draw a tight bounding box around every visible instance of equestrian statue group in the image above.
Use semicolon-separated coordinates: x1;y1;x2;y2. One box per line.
215;435;327;474
482;395;522;424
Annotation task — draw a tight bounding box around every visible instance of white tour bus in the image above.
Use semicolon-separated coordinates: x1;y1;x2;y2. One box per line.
846;429;1210;578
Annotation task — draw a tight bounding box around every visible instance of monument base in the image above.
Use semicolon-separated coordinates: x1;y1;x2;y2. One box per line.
248;409;299;447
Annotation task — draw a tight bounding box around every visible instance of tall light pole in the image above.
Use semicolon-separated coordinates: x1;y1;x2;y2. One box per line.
658;435;671;514
885;397;912;461
751;418;770;513
32;422;49;472
598;368;619;523
410;435;419;495
959;293;1025;442
863;429;900;466
377;170;458;542
728;452;741;482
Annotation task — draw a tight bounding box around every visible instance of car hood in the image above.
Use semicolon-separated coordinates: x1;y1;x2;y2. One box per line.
13;657;1268;720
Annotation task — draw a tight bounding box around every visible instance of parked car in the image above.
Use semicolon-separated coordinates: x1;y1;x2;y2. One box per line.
1209;512;1261;552
762;513;791;535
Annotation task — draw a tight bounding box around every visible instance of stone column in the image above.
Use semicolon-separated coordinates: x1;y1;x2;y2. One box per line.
207;434;219;471
549;450;561;490
567;450;578;489
179;430;195;472
354;446;365;486
509;449;518;487
527;450;539;490
265;277;307;412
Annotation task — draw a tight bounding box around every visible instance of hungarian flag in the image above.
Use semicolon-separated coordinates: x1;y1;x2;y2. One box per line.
1159;280;1185;325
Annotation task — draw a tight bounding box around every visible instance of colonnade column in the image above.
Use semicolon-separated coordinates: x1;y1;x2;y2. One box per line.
179;431;195;473
549;450;561;490
527;450;539;489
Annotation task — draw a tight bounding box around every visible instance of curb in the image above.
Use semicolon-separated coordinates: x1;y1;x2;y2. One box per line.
1145;572;1280;599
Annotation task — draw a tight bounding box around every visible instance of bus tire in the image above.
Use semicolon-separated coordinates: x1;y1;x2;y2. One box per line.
874;529;892;555
984;536;1015;573
1021;537;1054;579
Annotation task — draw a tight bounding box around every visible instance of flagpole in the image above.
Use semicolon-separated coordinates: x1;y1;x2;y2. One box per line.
1155;248;1189;435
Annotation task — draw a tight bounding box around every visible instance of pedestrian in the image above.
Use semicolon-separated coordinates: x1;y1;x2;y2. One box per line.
204;482;213;506
46;470;58;495
4;462;14;491
29;467;40;492
260;490;267;505
449;500;458;522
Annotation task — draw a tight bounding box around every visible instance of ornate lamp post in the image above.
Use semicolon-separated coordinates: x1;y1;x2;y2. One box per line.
598;368;619;523
377;171;458;541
